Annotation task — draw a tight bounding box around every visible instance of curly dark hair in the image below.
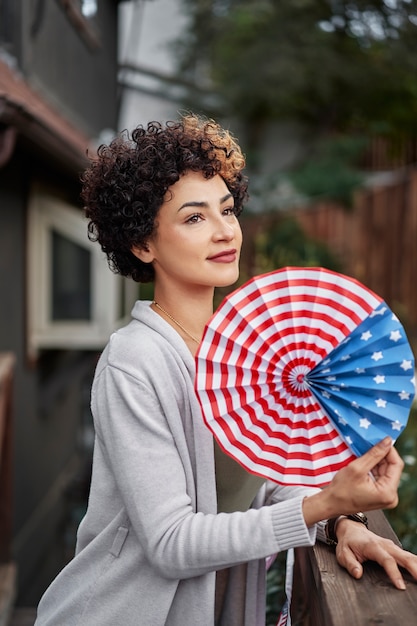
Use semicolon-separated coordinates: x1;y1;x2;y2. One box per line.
81;113;249;283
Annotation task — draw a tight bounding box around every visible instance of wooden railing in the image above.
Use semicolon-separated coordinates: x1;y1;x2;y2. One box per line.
0;353;17;625
291;510;417;625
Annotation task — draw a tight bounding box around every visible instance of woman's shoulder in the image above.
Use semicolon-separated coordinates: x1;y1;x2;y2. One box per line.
95;300;194;381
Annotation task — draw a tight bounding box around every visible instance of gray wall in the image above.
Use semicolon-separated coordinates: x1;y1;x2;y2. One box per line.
0;148;97;603
4;0;119;138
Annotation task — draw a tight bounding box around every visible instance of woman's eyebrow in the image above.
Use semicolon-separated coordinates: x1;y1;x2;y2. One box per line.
178;193;233;212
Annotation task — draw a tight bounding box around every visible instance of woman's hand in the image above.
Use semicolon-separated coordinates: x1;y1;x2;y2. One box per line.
325;435;404;514
335;518;417;590
303;436;404;526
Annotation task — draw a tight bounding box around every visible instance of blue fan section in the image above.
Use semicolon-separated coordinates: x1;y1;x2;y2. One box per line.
306;302;415;456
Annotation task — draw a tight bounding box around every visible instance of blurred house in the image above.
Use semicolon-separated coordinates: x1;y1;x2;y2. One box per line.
0;0;128;618
117;0;312;211
118;0;191;128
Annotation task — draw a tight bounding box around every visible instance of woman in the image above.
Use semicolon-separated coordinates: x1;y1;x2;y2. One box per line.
35;114;417;626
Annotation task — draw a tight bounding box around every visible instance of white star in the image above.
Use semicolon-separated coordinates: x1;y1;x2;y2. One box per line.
361;331;372;341
375;398;387;408
341;355;351;361
373;375;385;384
330;386;340;391
346;436;353;445
355;367;365;374
360;418;371;429
322;391;331;399
338;417;348;426
411;375;416;387
398;390;410;401
370;307;386;317
321;368;331;374
391;420;402;431
400;360;413;371
351;401;359;408
326;376;336;381
391;312;399;322
322;358;331;365
390;330;402;342
371;351;383;362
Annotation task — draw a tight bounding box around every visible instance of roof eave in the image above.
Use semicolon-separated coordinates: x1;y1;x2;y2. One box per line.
0;96;90;174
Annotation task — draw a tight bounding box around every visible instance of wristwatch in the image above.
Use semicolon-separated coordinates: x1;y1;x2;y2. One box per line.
325;512;369;547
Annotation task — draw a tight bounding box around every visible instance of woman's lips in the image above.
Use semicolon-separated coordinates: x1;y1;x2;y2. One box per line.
207;249;237;263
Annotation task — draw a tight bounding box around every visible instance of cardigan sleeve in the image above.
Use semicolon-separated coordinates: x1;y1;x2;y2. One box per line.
263;480;329;544
91;362;317;580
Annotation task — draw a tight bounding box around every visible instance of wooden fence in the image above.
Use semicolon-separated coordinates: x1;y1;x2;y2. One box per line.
0;353;16;626
361;137;417;172
241;166;417;345
293;168;417;341
292;510;417;625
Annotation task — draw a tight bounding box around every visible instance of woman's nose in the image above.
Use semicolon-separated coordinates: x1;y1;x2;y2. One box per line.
212;218;235;241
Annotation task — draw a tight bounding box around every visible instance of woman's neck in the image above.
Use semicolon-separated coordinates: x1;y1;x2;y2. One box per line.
152;287;214;353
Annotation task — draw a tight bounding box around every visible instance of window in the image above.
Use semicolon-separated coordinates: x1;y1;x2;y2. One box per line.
51;230;92;321
27;187;137;358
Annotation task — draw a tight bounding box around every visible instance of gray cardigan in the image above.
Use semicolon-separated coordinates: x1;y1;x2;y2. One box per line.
35;301;319;626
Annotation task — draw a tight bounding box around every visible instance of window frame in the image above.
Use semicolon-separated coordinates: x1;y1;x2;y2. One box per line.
27;188;137;359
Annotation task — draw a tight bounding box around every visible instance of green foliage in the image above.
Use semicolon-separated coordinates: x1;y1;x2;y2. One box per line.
288;135;367;206
266;551;287;626
254;216;342;273
385;406;417;552
177;0;417;137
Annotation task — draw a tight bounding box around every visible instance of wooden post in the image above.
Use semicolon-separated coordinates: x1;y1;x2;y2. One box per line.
0;353;17;624
291;510;417;625
0;353;15;563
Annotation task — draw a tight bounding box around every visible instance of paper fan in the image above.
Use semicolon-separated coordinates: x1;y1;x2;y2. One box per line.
195;267;415;487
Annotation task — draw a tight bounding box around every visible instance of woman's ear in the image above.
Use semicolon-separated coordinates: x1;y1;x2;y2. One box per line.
131;243;154;264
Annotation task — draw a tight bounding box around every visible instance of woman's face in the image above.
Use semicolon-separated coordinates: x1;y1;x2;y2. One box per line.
135;171;242;293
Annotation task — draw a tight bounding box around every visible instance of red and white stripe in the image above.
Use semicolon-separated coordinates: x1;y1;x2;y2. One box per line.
195;267;382;486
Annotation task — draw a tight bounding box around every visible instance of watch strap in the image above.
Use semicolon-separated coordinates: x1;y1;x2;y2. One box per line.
325;512;368;547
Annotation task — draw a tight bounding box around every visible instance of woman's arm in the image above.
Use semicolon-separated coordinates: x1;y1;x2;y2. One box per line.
92;364;316;579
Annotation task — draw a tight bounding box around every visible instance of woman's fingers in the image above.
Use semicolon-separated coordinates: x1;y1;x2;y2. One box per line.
337;548;363;580
335;523;417;591
334;438;404;512
304;438;405;523
352;437;402;480
337;543;406;589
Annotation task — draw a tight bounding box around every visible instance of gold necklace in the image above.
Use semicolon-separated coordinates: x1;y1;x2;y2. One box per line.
152;301;200;345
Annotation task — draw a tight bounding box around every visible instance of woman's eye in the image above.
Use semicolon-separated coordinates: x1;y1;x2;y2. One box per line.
185;213;202;224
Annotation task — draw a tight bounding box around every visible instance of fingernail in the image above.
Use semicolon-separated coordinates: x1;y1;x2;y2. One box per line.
397;579;406;590
352;567;361;578
381;436;392;447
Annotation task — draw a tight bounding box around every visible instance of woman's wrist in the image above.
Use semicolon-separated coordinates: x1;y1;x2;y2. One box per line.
325;512;369;546
302;486;369;532
302;489;337;527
